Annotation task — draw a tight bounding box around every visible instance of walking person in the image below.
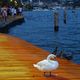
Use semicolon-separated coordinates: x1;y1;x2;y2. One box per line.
18;7;23;15
51;47;58;55
2;8;7;22
14;8;17;16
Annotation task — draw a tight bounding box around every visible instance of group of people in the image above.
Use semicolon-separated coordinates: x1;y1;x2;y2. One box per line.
51;47;73;60
0;6;23;21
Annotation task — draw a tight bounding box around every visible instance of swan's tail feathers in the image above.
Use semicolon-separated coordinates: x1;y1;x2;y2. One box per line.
33;64;38;68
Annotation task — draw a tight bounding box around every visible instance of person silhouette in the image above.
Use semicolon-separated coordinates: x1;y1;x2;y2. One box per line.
51;47;58;55
58;50;64;58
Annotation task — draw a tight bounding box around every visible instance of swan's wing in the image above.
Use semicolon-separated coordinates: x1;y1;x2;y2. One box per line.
36;60;51;71
49;61;59;70
42;61;59;71
35;60;59;71
37;60;49;67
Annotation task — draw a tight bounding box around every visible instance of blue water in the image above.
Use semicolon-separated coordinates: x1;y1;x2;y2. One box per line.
8;9;80;64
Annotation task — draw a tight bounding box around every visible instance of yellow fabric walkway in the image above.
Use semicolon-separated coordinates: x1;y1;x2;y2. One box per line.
0;33;80;80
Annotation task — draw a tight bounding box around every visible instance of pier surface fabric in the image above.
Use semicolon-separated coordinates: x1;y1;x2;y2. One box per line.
0;33;80;80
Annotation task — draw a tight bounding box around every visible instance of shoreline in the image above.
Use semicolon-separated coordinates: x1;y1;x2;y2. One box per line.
0;15;24;33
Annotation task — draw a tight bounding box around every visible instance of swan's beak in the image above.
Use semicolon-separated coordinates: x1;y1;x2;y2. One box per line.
53;55;57;60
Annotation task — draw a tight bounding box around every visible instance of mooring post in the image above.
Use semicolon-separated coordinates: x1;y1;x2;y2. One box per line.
54;12;59;32
64;8;67;24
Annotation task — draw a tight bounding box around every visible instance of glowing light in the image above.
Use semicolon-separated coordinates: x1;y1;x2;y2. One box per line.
14;1;17;4
10;0;13;2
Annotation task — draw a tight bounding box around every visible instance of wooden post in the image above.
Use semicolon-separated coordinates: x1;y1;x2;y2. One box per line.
54;12;59;32
64;9;67;24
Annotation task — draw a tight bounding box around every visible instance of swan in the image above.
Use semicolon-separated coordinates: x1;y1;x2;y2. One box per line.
33;54;59;76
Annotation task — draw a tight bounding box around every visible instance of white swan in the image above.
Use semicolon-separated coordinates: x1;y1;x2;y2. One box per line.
33;54;59;76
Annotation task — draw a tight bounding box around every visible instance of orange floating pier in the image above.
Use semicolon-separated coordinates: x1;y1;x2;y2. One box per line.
0;33;80;80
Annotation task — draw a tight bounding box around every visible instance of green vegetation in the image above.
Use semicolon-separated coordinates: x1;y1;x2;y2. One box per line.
0;0;22;7
0;0;2;6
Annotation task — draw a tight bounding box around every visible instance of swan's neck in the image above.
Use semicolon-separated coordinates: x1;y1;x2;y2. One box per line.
47;54;56;61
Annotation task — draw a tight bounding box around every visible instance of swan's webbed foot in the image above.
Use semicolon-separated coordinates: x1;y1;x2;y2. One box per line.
49;72;51;76
44;72;46;76
44;72;52;77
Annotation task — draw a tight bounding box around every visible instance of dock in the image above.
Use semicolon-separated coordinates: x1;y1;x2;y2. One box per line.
0;33;80;80
0;15;24;33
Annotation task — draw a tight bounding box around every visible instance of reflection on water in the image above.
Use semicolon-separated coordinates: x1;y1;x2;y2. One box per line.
8;9;80;64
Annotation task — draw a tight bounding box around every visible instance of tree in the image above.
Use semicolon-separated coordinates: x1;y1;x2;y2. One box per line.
0;0;3;6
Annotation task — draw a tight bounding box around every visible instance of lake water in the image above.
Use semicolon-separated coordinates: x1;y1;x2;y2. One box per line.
8;9;80;64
